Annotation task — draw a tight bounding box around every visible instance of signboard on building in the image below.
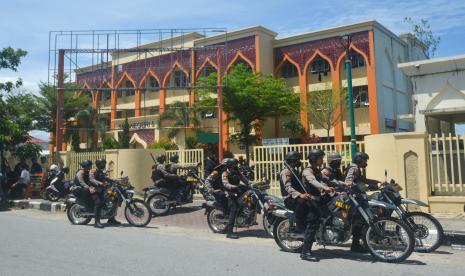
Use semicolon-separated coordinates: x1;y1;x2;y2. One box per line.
263;138;290;146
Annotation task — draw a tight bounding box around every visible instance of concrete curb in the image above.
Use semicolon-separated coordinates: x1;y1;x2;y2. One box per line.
9;199;66;213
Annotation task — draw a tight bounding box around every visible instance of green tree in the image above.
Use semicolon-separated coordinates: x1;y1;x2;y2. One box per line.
196;64;300;162
307;86;347;142
281;119;305;137
0;47;29;171
119;117;130;149
159;101;201;146
403;17;441;59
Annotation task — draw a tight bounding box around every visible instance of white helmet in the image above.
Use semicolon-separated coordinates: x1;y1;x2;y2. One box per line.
49;164;59;173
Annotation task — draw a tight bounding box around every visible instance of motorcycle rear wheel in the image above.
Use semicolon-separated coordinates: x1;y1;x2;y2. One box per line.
363;218;414;263
147;194;171;216
206;208;228;234
66;203;91;225
273;217;303;253
124;199;152;227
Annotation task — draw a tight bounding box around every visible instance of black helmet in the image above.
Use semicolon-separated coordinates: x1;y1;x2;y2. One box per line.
353;152;369;164
222;158;239;168
95;159;106;170
169;154;179;163
307;149;325;163
285;151;302;162
62;167;70;174
156;154;166;163
81;160;92;170
327;152;342;165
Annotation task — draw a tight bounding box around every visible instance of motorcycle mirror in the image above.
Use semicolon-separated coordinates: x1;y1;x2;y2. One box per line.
120;170;124;176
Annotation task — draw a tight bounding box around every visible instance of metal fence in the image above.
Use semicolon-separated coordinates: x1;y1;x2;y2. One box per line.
429;134;465;195
166;149;204;178
64;151;106;179
253;141;365;196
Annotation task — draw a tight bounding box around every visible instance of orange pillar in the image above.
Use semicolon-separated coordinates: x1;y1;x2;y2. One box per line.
159;88;166;113
368;30;379;134
189;49;196;107
135;89;141;117
298;73;309;139
332;68;344;142
110;66;117;129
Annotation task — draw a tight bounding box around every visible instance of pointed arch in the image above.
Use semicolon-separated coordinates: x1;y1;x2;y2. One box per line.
303;50;335;76
274;54;302;77
226;51;255;73
139;69;161;87
162;61;190;87
336;44;371;71
195;58;218;78
116;71;137;88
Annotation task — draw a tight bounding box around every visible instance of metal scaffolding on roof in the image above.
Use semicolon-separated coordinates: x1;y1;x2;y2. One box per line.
48;28;230;160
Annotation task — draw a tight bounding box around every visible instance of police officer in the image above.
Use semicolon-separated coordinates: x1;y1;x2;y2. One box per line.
151;154;177;185
167;154;199;201
321;152;344;184
204;163;228;212
279;151;303;218
221;158;249;239
300;149;334;261
74;160;105;228
345;152;379;253
90;159;120;225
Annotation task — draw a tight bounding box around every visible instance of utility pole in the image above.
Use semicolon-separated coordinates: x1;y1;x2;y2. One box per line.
343;35;357;159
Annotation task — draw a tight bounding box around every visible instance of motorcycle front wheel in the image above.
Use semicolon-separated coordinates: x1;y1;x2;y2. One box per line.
262;214;275;237
273;217;303;253
404;211;444;253
124;199;152;227
363;218;414;263
66;203;91;225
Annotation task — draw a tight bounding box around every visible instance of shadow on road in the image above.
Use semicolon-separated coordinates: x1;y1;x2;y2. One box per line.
313;249;427;265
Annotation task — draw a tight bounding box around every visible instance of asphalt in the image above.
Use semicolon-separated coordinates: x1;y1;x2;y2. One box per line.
1;209;465;276
5;198;465;245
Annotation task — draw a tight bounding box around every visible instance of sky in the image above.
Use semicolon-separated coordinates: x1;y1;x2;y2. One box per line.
1;0;465;139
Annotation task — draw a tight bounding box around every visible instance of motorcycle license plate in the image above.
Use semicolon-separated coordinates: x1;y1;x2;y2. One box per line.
335;200;350;210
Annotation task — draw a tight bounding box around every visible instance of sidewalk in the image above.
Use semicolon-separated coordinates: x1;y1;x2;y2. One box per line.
7;199;66;212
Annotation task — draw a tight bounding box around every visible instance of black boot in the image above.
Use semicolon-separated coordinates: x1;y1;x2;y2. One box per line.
350;240;368;253
226;232;239;239
300;244;319;262
94;204;104;228
107;217;121;225
94;217;104;228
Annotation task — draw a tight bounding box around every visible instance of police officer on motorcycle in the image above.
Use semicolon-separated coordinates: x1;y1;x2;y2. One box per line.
221;158;249;239
151;154;177;185
204;162;228;213
73;160;105;229
167;154;199;201
280;151;303;215
344;152;380;252
299;149;335;261
90;159;120;225
321;152;344;184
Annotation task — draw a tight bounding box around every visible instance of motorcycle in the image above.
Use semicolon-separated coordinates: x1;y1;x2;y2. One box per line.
43;167;71;202
369;178;444;253
66;175;152;227
272;182;415;263
144;168;201;216
204;179;282;237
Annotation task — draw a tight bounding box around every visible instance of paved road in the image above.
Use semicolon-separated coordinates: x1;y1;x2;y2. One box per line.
1;209;464;276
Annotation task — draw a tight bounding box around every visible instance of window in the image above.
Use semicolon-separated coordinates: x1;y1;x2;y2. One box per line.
103;89;111;101
350;52;365;68
353;85;369;108
174;70;188;87
144;78;159;94
280;62;298;78
310;57;330;75
117;89;123;98
124;80;135;97
201;64;216;77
